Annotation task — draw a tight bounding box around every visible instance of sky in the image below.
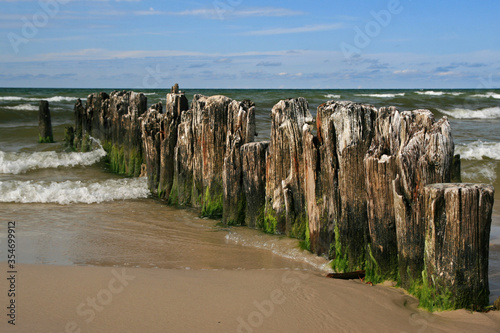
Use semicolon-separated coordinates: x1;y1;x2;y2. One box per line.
1;0;500;89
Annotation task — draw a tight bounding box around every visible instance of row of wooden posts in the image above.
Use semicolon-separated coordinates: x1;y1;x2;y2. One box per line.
38;84;494;310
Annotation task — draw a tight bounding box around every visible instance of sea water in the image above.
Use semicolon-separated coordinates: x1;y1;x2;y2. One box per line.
0;88;499;302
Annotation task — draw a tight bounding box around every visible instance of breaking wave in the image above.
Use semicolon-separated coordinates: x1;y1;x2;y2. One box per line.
3;104;39;111
415;91;464;96
0;95;79;102
0;148;106;174
461;162;497;183
325;94;341;99
355;93;405;98
0;177;149;204
471;92;500;99
456;141;500;160
438;106;500;119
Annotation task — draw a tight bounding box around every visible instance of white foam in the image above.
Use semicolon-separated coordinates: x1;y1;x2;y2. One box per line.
325;94;341;99
225;232;332;272
355;93;405;98
0;177;149;204
45;96;79;102
438;106;500;119
0;96;24;101
415;90;445;96
0;148;107;174
456;140;500;160
4;104;38;111
471;92;500;99
461;162;497;183
0;96;79;102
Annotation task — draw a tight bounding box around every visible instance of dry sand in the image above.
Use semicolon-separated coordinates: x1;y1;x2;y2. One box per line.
1;264;499;333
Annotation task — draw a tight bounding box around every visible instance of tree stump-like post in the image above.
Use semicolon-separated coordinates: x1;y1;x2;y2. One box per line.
266;98;313;236
423;183;494;310
38;100;53;143
241;141;269;228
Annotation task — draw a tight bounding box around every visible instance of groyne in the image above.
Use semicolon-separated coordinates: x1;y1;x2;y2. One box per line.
69;86;494;311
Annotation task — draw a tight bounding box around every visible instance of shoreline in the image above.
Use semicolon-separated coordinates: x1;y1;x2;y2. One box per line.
1;263;499;332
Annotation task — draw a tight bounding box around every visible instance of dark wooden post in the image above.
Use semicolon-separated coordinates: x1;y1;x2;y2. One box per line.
38;100;53;143
241;141;269;228
423;183;494;310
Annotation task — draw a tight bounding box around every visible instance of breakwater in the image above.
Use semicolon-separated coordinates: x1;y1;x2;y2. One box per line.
69;86;494;311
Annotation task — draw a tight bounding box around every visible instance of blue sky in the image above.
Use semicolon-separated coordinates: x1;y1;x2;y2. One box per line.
1;0;499;89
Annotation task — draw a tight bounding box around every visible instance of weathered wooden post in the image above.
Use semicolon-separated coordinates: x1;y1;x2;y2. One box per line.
141;103;163;195
423;183;494;310
158;88;188;200
38;100;53;143
265;98;313;236
363;107;401;282
329;101;376;272
222;100;256;225
241;141;269;228
392;112;454;289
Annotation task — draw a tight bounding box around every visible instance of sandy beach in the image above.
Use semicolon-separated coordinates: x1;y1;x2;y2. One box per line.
1;264;499;332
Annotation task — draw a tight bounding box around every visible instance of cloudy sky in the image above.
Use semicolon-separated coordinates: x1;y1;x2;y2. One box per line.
1;0;499;89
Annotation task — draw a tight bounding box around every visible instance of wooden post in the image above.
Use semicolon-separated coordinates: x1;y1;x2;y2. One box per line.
266;98;313;236
329;101;376;272
241;141;269;228
423;183;494;310
223;100;256;225
38;100;53;143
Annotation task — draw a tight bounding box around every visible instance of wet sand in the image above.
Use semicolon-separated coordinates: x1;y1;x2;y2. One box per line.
1;264;499;332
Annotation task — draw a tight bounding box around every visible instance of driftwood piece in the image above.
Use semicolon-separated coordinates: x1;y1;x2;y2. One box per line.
423;183;494;310
326;270;366;280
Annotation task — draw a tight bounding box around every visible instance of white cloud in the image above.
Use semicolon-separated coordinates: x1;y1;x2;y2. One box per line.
436;71;456;76
243;24;343;36
166;7;304;19
393;69;418;75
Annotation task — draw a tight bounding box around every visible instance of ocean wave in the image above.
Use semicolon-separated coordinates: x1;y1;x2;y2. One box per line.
325;94;341;99
470;92;500;99
438;106;500;119
225;232;332;272
0;147;107;174
456;140;500;160
0;96;25;101
355;93;405;98
0;177;149;204
0;96;80;102
4;104;38;111
461;162;497;183
415;91;463;96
